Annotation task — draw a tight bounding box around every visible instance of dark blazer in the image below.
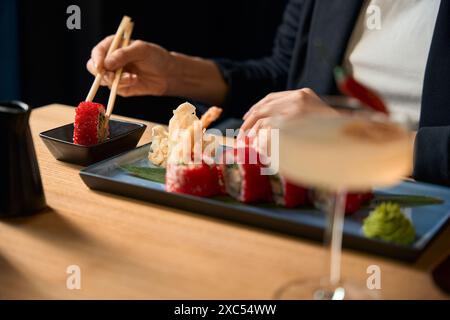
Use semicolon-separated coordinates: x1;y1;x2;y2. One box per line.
216;0;450;186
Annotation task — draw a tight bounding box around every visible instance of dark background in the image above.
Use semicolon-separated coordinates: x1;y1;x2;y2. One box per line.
1;0;287;124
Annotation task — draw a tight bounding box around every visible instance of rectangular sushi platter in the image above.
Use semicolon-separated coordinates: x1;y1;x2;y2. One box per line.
80;143;450;262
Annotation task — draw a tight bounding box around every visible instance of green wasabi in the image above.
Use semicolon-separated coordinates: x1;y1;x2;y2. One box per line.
362;202;416;245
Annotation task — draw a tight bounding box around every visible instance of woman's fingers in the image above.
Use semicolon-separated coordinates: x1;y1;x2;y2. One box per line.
243;94;273;120
240;88;336;137
243;90;295;120
104;40;146;70
91;35;114;72
99;72;137;88
241;95;295;131
243;99;265;121
241;112;261;132
241;105;273;131
89;35;143;75
86;59;96;76
88;35;140;98
118;73;138;87
249;117;271;136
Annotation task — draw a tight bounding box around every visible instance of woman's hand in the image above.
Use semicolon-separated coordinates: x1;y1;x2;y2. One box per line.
87;36;177;97
240;88;338;134
86;36;227;104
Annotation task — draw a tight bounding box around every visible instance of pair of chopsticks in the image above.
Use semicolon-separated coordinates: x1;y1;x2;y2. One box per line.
86;16;134;118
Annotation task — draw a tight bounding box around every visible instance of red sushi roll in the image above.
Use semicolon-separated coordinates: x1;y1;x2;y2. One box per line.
344;191;374;214
166;162;224;197
312;190;374;215
215;164;226;195
73;101;109;145
269;175;309;208
221;147;272;203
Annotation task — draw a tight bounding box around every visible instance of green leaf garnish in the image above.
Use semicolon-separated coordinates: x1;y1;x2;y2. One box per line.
121;164;166;184
370;194;443;208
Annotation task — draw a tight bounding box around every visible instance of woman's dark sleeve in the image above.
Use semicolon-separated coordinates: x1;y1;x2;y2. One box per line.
214;0;304;118
413;126;450;185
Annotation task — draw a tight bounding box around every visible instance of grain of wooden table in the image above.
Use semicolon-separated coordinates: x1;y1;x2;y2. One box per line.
0;104;448;299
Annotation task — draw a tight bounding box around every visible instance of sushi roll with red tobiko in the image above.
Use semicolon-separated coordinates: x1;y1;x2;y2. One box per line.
312;189;374;215
166;162;224;197
73;101;109;146
269;175;309;208
345;192;374;214
221;147;272;203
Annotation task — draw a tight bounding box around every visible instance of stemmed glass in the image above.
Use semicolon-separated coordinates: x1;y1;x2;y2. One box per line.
273;114;412;300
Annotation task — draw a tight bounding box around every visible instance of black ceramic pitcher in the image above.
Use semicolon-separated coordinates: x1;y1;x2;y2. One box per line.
0;101;46;217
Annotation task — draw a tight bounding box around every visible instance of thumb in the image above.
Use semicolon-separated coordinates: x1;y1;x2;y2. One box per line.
104;41;145;70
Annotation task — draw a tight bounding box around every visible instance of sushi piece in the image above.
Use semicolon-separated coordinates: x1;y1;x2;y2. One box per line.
149;103;222;167
165;161;224;197
311;189;374;215
215;163;226;195
222;147;272;203
164;104;224;197
345;191;374;214
73;101;109;145
269;175;309;208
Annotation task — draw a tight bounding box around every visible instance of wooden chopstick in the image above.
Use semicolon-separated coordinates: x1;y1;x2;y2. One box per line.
85;16;131;102
105;22;134;118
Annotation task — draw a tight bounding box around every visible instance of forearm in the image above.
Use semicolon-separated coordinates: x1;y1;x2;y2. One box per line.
167;52;228;106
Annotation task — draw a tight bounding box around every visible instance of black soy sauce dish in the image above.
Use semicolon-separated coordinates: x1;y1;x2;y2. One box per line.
40;119;146;166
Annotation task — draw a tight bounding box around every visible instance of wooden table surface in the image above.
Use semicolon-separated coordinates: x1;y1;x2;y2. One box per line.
0;104;449;299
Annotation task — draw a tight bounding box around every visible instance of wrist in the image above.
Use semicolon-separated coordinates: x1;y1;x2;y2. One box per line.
165;51;185;96
166;51;227;105
166;51;207;96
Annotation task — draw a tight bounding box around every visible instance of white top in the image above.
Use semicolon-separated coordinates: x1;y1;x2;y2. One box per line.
343;0;441;127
